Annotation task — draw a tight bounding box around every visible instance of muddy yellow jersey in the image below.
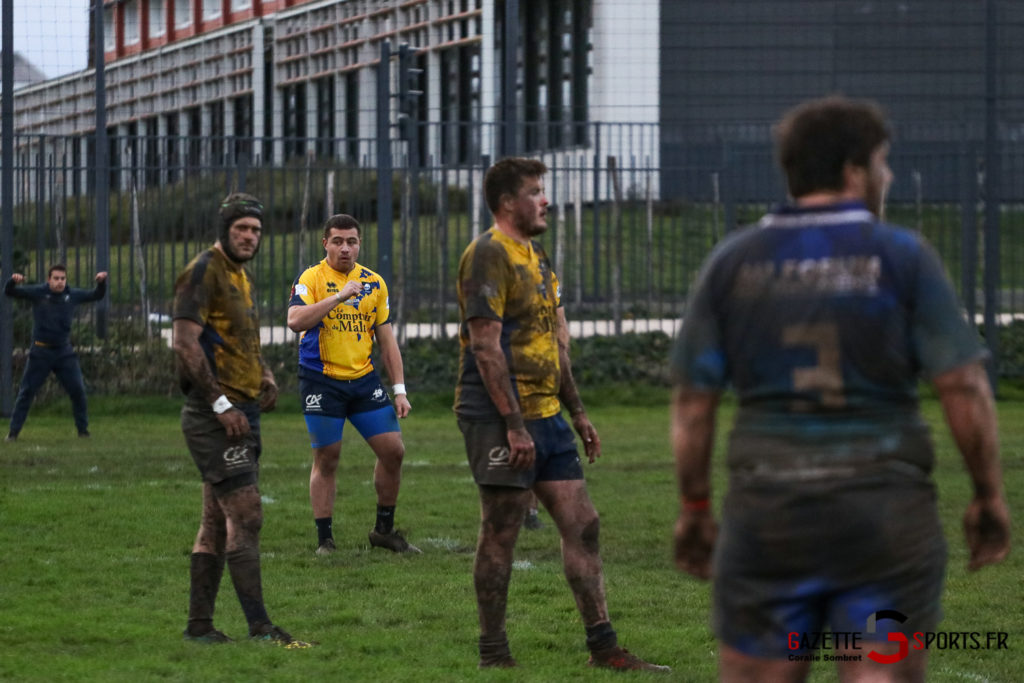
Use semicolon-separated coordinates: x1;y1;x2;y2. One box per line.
290;259;391;381
455;227;562;420
173;247;263;403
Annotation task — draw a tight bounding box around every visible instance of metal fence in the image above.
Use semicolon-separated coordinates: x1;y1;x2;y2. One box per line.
3;121;1024;400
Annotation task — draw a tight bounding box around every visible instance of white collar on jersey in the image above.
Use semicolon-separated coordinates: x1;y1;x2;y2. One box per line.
758;207;874;229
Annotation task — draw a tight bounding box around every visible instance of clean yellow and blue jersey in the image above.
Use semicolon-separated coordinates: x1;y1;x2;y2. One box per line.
455;226;562;421
671;200;987;477
290;259;390;381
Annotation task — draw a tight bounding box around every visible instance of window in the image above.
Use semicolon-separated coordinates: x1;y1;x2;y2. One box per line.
231;0;252;10
282;83;307;160
124;0;140;44
150;0;166;37
203;0;221;20
176;0;192;28
315;77;335;159
103;6;115;51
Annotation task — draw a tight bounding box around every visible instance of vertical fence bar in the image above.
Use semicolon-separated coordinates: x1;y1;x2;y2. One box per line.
983;0;1000;389
960;134;978;324
377;41;394;287
94;0;110;339
1;0;14;415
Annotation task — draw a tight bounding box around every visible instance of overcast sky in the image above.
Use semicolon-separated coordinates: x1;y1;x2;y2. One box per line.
7;0;90;79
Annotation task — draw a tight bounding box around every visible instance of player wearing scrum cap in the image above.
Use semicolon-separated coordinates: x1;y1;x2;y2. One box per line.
173;192;310;647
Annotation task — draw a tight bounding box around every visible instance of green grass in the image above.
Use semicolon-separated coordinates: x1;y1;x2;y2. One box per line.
1;391;1021;682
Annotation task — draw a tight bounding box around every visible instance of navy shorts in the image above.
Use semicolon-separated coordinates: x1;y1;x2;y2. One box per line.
712;475;946;658
300;371;399;447
458;413;584;488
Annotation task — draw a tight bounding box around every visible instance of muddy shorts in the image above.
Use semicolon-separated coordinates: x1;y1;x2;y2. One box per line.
181;400;261;495
459;413;584;488
712;475;946;658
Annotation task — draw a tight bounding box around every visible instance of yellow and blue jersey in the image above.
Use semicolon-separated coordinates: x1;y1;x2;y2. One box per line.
290;259;390;381
455;227;562;421
173;247;263;404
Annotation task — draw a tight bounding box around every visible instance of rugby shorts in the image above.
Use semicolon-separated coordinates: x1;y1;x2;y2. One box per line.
712;475;946;658
300;370;399;447
458;413;584;487
181;400;261;495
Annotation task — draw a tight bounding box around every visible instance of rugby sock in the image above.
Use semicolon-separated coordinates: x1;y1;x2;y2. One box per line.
315;517;333;544
375;505;396;534
585;621;618;653
226;547;270;630
186;552;225;635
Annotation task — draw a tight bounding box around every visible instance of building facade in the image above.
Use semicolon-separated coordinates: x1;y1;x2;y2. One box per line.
12;0;660;194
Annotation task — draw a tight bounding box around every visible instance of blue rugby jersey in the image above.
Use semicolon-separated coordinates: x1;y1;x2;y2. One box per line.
4;278;106;347
671;201;987;476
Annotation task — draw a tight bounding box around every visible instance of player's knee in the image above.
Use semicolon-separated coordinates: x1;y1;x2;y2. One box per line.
579;515;601;554
380;443;405;469
236;504;264;536
313;456;339;477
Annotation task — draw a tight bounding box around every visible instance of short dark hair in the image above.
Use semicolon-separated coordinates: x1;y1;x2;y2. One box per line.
484;157;548;214
322;214;361;239
48;264;67;278
773;96;890;198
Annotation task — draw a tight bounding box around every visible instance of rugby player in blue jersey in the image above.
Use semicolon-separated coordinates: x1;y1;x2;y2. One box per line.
671;97;1010;682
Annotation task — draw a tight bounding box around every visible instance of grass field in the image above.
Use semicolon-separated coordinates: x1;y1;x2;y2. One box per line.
0;390;1021;682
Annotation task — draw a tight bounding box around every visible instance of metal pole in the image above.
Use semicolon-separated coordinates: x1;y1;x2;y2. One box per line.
376;41;394;286
983;0;999;391
503;0;519;157
93;0;110;338
960;129;978;325
1;0;15;416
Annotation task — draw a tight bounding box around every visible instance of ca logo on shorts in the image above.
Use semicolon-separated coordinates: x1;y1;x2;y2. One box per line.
305;393;323;411
223;445;250;468
372;387;385;402
487;446;511;470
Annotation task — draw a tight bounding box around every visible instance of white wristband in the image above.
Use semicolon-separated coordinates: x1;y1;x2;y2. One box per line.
392;383;407;396
212;395;233;414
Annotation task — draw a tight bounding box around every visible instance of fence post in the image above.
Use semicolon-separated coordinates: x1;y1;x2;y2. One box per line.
1;0;14;416
960;136;978;324
608;156;623;335
502;0;519;157
94;0;110;339
983;0;1000;390
376;41;394;287
720;139;736;234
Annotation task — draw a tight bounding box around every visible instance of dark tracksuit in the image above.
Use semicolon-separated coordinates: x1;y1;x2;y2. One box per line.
4;277;106;436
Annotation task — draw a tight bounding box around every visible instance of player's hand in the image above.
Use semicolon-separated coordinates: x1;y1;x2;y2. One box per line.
11;273;24;284
336;280;363;303
964;494;1011;571
507;426;536;471
674;510;717;580
571;412;601;463
216;407;251;439
95;271;108;283
393;394;411;418
259;378;278;413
